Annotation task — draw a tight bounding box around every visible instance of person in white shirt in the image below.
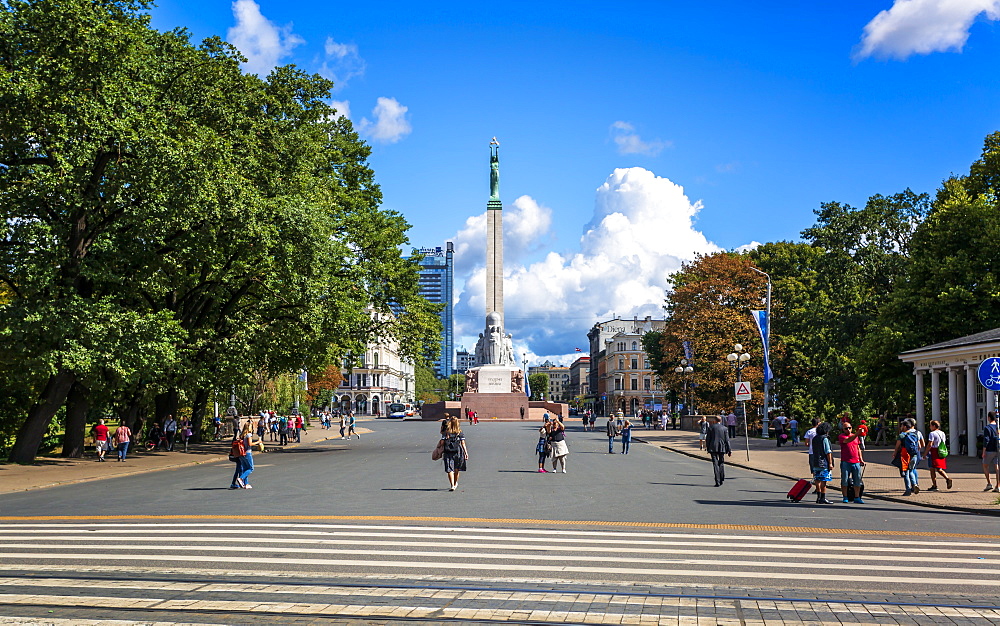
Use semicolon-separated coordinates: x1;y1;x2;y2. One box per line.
163;415;177;451
925;420;953;491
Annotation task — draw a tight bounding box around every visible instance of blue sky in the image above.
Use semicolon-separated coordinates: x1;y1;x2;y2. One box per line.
151;0;1000;364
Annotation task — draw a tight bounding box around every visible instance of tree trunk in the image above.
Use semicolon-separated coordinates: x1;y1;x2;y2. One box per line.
61;382;90;458
8;369;76;464
154;388;179;427
190;388;210;442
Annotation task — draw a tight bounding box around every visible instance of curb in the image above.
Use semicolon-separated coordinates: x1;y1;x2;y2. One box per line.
640;438;1000;518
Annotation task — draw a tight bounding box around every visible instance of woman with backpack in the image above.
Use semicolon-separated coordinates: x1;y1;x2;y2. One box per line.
440;417;468;491
810;422;835;504
230;421;262;489
893;418;925;496
925;420;953;491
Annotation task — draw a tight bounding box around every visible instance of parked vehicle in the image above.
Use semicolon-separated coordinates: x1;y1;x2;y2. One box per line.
388;403;415;419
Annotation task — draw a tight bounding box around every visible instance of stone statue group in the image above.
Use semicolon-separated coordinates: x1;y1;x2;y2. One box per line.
474;311;516;367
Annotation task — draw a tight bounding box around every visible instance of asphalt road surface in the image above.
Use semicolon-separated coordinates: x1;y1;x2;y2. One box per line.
1;420;998;624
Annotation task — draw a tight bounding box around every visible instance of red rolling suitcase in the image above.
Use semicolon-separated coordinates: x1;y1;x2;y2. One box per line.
787;479;811;502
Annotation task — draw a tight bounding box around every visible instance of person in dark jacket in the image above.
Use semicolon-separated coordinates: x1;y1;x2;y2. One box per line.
705;416;732;486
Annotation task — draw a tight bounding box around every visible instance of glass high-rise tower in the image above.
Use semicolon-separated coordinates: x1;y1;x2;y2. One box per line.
411;242;454;378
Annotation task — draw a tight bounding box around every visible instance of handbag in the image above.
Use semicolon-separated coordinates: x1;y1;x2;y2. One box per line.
431;440;444;461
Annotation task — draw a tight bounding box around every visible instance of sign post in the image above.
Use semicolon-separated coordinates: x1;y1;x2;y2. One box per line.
977;359;1000;435
735;382;752;461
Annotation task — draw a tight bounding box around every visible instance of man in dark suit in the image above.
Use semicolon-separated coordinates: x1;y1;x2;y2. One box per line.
705;415;732;486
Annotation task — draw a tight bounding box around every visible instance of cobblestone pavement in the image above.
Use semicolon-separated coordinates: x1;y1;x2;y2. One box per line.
1;518;998;625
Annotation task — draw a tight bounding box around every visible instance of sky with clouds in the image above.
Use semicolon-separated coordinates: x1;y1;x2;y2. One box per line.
150;0;1000;366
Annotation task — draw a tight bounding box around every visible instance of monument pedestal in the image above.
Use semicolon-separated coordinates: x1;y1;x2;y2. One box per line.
462;392;530;421
462;364;529;420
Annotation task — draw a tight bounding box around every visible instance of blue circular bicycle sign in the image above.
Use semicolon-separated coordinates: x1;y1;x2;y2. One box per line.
978;358;1000;391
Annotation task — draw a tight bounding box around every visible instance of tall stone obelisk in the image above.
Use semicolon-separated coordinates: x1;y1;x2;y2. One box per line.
486;137;503;324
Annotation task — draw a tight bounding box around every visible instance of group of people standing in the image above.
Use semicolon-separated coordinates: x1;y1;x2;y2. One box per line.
536;415;570;472
605;413;633;454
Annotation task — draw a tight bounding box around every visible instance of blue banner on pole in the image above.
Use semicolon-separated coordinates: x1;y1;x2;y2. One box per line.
750;310;773;383
525;372;532;398
682;340;693;363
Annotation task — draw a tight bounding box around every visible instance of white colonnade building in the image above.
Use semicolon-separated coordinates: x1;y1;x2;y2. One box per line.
898;328;1000;457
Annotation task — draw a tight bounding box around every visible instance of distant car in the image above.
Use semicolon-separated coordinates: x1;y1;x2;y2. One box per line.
569;408;578;415
388;403;415;419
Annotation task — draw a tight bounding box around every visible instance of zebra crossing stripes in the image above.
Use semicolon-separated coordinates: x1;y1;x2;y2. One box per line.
1;521;998;590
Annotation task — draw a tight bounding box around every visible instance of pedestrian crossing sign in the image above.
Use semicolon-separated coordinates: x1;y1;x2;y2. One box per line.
734;381;752;401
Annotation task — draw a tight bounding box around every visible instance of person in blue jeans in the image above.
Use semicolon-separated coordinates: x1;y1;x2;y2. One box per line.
621;419;632;454
230;423;261;489
606;416;617;453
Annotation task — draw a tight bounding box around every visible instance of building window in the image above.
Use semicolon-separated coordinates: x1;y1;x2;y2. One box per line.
632;341;638;350
373;353;379;368
619;358;624;370
630;378;638;391
631;358;638;369
614;379;621;391
644;378;650;390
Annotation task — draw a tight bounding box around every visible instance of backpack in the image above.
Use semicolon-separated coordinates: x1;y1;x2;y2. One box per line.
230;438;247;460
903;431;921;460
443;435;461;454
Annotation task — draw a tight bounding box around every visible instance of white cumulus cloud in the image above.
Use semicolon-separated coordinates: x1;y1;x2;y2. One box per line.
227;0;304;76
329;99;351;120
453;167;721;359
856;0;1000;60
610;121;669;156
358;97;412;144
319;37;366;88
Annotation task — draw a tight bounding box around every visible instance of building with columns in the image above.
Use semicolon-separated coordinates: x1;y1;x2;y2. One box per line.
898;328;1000;458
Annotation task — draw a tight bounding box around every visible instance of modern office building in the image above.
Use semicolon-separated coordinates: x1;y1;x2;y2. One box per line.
411;242;454;378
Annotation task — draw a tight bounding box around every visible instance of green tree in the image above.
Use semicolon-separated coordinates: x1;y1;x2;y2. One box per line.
528;373;549;401
0;0;438;461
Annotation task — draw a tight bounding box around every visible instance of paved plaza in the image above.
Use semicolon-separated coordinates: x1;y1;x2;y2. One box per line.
1;419;998;624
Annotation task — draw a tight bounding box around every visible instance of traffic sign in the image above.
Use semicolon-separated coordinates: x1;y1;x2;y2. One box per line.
734;381;752;401
978;358;1000;391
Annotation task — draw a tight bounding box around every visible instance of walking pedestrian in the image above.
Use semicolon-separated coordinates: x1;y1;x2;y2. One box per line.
473;411;479;425
348;412;359;439
278;414;289;446
113;421;132;462
440;417;468;491
295;413;304;442
620;419;632;455
467;408;473;425
981;412;999;492
91;419;109;462
536;422;550;472
838;422;866;503
229;421;261;490
697;416;708;451
788;416;799;446
606;415;617;454
772;414;785;447
705;416;731;486
212;414;222;441
163;415;177;451
257;415;266;442
179;416;193;452
339;413;347;439
925;420;953;491
548;418;569;472
725;412;737;438
893;418;924;496
810;422;835;504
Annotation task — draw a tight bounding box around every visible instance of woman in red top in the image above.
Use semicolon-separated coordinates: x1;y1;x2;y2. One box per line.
91;419;109;462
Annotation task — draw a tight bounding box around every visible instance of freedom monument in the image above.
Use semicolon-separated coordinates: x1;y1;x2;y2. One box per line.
461;139;530;419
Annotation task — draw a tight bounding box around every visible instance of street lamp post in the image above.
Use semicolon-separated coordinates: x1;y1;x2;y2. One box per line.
750;267;772;439
674;359;694;419
727;344;752;461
